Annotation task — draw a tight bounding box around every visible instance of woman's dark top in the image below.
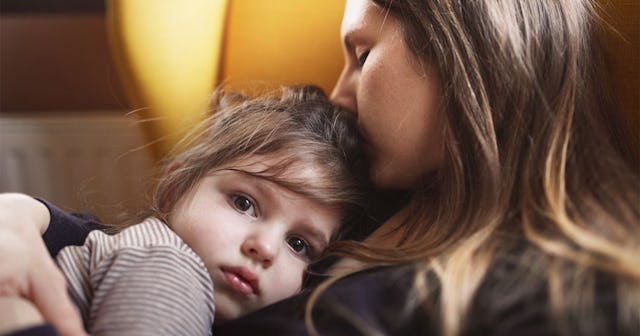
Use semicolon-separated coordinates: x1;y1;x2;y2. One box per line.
13;200;624;336
39;200;107;257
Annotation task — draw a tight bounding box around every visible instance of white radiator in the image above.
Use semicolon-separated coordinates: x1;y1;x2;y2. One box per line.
0;112;155;222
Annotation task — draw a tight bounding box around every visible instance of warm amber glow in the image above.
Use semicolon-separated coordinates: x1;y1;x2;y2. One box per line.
107;0;346;160
221;0;345;94
107;0;229;159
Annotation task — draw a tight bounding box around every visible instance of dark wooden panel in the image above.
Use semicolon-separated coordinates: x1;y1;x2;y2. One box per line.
0;15;127;111
1;0;105;13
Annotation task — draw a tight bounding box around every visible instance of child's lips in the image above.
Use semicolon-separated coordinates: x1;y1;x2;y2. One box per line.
221;266;260;296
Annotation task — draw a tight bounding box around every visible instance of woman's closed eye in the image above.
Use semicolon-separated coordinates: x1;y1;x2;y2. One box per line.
357;49;370;68
231;194;258;218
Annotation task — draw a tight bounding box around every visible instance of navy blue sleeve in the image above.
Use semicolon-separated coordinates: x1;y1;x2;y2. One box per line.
38;198;107;258
6;325;58;336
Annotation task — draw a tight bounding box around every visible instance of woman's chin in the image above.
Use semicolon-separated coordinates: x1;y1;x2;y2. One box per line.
370;165;415;190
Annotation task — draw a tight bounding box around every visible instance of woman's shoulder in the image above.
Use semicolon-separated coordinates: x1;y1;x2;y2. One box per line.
314;254;621;336
216;254;623;336
465;246;622;336
313;264;439;334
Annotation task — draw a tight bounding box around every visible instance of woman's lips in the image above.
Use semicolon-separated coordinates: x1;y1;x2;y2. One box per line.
221;266;259;296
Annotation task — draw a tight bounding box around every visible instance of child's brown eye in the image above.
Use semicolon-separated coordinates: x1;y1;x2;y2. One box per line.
287;236;310;257
231;195;257;218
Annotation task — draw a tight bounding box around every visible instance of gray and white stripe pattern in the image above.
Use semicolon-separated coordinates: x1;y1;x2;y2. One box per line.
56;217;215;336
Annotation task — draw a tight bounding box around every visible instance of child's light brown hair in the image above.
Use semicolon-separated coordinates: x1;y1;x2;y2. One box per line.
151;85;371;241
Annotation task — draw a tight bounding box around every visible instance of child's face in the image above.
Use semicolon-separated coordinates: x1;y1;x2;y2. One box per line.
168;156;341;322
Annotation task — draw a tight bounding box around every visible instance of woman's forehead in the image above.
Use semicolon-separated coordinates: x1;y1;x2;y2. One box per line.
341;0;382;40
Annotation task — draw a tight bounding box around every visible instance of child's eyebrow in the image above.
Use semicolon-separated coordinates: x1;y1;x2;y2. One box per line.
300;223;330;250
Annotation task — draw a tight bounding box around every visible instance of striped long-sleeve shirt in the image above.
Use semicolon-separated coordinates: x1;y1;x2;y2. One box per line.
56;217;215;336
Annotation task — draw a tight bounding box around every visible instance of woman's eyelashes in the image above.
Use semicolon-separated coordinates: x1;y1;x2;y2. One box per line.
231;194;258;218
357;49;370;68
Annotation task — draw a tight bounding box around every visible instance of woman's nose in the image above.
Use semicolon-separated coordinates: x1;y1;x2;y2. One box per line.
330;67;357;113
241;231;280;268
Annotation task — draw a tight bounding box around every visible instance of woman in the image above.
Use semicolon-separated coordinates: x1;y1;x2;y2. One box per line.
2;0;639;335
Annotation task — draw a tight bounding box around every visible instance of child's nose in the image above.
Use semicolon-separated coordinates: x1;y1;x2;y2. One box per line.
241;231;280;268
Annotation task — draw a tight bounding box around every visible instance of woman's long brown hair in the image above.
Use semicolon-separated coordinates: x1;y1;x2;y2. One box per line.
308;1;640;335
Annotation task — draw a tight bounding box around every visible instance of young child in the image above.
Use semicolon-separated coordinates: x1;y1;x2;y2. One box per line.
3;85;370;336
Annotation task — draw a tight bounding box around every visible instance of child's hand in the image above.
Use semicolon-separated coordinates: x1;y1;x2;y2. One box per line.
0;193;87;336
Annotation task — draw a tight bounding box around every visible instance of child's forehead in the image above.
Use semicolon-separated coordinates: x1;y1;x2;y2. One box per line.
217;153;324;181
207;153;341;213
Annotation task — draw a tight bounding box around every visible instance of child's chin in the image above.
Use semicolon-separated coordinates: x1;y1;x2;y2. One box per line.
214;308;243;324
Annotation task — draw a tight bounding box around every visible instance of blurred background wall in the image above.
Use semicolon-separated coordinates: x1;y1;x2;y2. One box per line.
0;0;151;221
0;0;346;221
0;0;637;221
